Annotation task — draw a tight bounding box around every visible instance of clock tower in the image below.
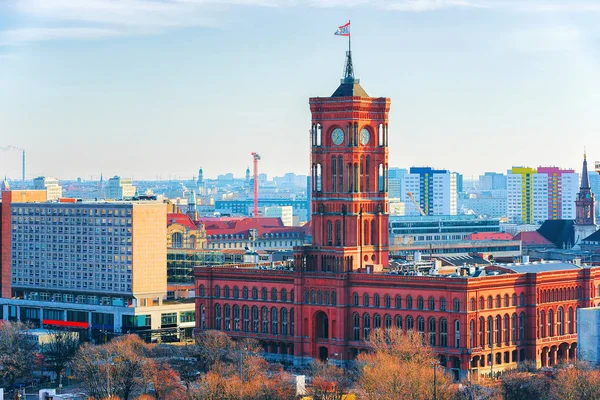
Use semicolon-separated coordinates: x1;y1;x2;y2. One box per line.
297;49;390;272
574;151;597;245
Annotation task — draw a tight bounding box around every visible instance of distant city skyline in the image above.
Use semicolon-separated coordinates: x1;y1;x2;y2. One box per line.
2;1;600;180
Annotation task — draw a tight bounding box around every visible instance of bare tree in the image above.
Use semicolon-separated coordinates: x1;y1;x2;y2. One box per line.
43;330;79;380
309;361;351;400
0;321;37;387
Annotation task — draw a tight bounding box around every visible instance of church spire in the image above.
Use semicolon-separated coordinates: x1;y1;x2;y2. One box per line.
581;149;590;190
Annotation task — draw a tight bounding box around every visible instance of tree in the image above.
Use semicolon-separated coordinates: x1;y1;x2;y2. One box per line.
551;363;600;400
193;330;233;372
43;330;80;379
73;334;152;400
309;361;350;400
500;371;551;400
145;360;185;400
0;321;37;387
356;328;456;400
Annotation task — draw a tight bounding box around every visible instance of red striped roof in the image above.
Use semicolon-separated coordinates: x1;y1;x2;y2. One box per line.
167;213;200;231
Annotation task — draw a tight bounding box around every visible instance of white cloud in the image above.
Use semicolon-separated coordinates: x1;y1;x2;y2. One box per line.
0;27;123;46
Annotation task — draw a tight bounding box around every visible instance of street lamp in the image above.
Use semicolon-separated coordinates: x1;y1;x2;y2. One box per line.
431;360;440;400
332;352;343;368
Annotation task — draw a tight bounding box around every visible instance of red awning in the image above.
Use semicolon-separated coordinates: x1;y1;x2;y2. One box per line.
42;320;89;329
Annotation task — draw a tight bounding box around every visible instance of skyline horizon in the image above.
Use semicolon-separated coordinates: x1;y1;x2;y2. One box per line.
3;1;600;180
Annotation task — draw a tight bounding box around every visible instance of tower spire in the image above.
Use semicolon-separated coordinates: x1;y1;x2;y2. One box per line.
343;20;354;83
581;149;590;190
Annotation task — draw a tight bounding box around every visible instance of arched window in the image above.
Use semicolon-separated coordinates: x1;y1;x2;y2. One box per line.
331;290;337;306
470;298;475;311
495;315;501;344
199;285;205;297
243;305;249;332
395;315;403;330
396;295;402;308
487;296;493;309
252;287;258;300
224;286;230;299
520;293;525;306
271;307;278;334
327;220;333;246
454;299;460;312
540;311;546;338
385;314;392;329
385;295;391;308
325;291;330;305
243;287;248;299
407;296;413;309
378;163;384;192
548;309;554;337
568;307;574;334
363;220;369;245
233;287;239;299
252;306;259;332
441;297;447;311
317;290;322;305
512;293;517;306
454;320;461;348
429;296;435;310
353;293;359;306
335;221;342;246
374;294;380;308
417;296;424;310
214;304;221;330
200;304;206;329
371;220;376;245
262;288;268;301
353;313;360;340
417;316;425;335
171;232;183;248
469;319;474;348
557;307;564;336
316;163;322;192
281;308;288;336
440;318;448;347
487;316;493;345
271;288;277;301
233;305;240;331
281;289;287;302
479;317;485;347
224;304;231;331
479;297;484;310
364;293;370;307
511;313;517;343
406;315;414;331
429;318;436;346
304;289;309;304
519;312;525;340
332;156;337;192
261;307;269;333
378;123;384;146
290;308;295;335
504;294;509;307
290;289;295;303
374;314;381;330
496;295;501;308
363;313;371;340
215;285;221;298
365;155;370;192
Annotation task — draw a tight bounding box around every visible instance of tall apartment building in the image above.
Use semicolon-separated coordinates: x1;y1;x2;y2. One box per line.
479;172;507;191
507;167;579;224
105;176;136;200
402;167;457;216
0;189;196;341
33;176;63;201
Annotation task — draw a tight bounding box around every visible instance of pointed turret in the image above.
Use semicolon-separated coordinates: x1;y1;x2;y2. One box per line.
581;150;590;190
1;176;10;191
331;50;369;97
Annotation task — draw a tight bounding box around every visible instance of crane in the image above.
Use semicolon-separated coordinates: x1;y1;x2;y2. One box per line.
251;152;261;217
406;192;426;216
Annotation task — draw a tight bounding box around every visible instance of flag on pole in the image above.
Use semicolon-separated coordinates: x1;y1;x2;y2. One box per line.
334;21;350;37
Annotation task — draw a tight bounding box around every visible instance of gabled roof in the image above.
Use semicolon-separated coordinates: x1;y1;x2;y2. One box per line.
167;213;200;231
583;229;600;243
200;217;307;237
465;232;513;241
513;231;554;246
537;219;575;248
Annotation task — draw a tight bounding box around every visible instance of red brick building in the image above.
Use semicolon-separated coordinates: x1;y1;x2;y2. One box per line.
194;51;600;379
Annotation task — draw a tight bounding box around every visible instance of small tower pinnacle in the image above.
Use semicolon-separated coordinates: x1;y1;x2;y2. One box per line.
343;50;355;83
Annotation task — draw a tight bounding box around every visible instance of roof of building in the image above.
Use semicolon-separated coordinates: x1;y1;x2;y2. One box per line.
167;213;200;231
465;232;513;241
499;261;584;274
437;255;491;266
513;231;554;246
331;82;369;97
537;219;575;248
200;217;307;237
584;230;600;242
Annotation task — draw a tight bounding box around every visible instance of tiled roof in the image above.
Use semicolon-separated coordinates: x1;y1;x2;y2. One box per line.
513;231;554;246
200;217;307;238
167;213;200;231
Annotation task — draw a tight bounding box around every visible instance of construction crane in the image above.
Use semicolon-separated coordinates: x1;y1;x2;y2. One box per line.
251;152;261;217
406;192;426;216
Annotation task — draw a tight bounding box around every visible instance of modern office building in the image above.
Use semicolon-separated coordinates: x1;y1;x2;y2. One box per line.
0;189;195;341
479;172;507;191
402;167;457;216
264;206;294;227
105;176;136;200
507;167;579;224
33;176;63;201
194;49;595;379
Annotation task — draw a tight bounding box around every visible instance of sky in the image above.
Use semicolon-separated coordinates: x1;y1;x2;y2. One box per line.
2;0;600;181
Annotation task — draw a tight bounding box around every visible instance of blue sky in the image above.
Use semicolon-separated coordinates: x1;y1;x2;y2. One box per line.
2;0;600;181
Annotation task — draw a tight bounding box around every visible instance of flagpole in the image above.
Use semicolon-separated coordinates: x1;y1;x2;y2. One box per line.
348;20;351;53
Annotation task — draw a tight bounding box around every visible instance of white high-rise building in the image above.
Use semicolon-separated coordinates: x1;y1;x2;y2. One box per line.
264;206;293;226
507;167;579;224
33;176;63;201
105;176;136;200
401;167;457;216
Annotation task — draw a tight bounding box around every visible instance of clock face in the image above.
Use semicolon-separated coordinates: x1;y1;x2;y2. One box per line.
360;128;370;145
331;128;344;145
